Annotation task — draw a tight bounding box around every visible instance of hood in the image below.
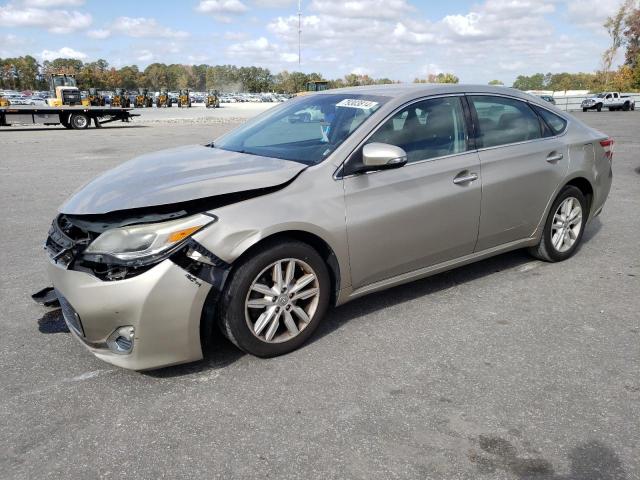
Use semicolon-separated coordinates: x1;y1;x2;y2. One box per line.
60;144;307;215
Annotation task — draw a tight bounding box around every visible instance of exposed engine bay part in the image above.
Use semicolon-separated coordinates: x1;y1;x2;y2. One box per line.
44;209;232;286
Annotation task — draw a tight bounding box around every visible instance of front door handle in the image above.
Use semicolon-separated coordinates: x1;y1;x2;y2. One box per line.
546;152;564;163
453;172;478;185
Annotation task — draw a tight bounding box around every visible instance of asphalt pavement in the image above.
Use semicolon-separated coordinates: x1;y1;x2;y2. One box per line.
0;109;638;479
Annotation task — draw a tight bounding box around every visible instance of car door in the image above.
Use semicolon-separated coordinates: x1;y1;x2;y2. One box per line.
468;95;569;251
342;96;481;289
605;93;613;107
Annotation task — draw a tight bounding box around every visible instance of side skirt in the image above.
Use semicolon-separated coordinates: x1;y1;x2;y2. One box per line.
338;238;536;305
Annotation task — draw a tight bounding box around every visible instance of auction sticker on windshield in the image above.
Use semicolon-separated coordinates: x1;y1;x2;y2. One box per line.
336;99;379;110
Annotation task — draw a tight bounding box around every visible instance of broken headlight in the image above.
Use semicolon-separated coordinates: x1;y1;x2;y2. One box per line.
83;213;216;265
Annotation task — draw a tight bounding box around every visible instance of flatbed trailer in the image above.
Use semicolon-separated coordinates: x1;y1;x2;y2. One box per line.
0;105;139;130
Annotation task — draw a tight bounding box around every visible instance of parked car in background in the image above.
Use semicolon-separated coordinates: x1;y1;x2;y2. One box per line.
41;84;613;370
582;92;636;112
538;95;556;105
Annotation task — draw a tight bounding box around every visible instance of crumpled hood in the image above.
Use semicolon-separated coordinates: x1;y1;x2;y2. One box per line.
60;144;307;215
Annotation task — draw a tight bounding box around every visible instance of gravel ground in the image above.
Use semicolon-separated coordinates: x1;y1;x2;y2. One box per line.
0;110;638;479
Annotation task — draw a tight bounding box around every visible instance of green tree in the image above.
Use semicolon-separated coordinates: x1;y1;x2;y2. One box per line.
488;79;504;85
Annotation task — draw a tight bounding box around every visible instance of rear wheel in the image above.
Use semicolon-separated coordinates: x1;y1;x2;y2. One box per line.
583;108;588;112
70;113;89;129
218;240;330;357
528;186;587;262
623;102;630;111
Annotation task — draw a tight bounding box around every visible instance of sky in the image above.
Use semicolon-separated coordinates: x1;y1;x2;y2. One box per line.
0;0;627;84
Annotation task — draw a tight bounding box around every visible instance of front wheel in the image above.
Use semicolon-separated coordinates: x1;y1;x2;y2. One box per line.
528;186;587;262
583;108;588;112
70;113;89;129
596;104;602;112
218;240;330;357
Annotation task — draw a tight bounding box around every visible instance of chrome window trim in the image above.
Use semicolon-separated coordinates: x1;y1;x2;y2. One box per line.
333;93;470;180
333;91;571;180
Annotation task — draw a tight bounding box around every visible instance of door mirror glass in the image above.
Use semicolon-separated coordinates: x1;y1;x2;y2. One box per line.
361;143;408;171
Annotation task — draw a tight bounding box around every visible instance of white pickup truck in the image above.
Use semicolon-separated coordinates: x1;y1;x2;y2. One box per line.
581;92;636;112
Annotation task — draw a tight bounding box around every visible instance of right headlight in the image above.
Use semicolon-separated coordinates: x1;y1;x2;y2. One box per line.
83;213;216;264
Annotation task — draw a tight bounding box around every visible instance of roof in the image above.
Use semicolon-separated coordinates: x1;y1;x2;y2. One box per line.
317;83;552;110
320;83;529;97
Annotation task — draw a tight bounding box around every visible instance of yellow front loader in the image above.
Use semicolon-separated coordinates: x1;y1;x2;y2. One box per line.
47;74;89;107
177;89;191;108
134;88;153;108
111;88;131;108
206;89;220;108
156;88;172;107
87;88;105;106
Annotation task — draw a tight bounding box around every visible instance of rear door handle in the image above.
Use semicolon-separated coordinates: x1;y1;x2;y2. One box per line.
453;172;478;185
546;152;564;163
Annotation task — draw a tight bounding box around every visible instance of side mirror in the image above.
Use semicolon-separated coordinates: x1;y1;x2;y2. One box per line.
360;143;408;172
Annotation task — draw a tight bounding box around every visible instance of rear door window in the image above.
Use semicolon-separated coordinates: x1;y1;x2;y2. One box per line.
469;96;543;148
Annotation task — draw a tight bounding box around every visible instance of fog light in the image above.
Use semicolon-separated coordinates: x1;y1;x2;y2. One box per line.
107;326;135;354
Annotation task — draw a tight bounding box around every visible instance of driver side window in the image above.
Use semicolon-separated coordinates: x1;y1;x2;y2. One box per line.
365;96;468;163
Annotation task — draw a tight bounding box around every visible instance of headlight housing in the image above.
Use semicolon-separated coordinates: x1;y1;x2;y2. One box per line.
83;213;216;265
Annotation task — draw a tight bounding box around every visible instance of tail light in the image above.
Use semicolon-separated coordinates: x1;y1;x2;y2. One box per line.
600;138;614;160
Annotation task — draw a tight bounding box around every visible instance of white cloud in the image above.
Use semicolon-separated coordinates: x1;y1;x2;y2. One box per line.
22;0;84;6
565;0;622;29
86;28;110;39
310;0;414;19
223;31;248;40
40;46;87;61
227;36;298;64
109;17;189;38
252;0;295;6
0;3;92;33
136;49;154;62
196;0;249;16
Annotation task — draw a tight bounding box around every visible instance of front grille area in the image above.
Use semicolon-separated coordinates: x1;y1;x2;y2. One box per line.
56;290;84;337
45;215;92;268
62;89;81;105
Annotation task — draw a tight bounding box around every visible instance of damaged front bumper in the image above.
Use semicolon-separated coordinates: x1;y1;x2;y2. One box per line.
48;258;212;370
41;214;231;370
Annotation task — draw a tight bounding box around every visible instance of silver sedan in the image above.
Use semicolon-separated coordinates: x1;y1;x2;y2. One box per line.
41;84;613;370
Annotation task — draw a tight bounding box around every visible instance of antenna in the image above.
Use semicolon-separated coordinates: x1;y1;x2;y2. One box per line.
298;0;302;65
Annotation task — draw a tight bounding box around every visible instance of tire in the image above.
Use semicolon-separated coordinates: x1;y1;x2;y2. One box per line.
218;240;330;357
528;185;587;263
583;108;588;112
596;104;602;112
623;102;630;111
70;113;89;129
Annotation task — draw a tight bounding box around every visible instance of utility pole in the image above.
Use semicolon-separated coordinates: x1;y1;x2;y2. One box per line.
298;0;302;65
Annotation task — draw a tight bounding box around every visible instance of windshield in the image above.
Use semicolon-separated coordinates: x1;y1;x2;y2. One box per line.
52;76;77;88
595;93;606;98
215;93;388;165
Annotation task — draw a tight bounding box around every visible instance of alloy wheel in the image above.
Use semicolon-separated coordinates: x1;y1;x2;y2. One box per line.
245;259;320;343
551;197;583;253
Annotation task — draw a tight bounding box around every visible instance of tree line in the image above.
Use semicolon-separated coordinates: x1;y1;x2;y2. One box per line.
0;57;401;93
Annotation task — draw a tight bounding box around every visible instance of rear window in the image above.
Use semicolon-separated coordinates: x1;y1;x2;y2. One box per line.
533;106;567;136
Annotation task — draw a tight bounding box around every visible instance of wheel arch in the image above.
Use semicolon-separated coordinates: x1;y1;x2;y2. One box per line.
231;230;342;307
198;229;343;350
564;176;594;215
